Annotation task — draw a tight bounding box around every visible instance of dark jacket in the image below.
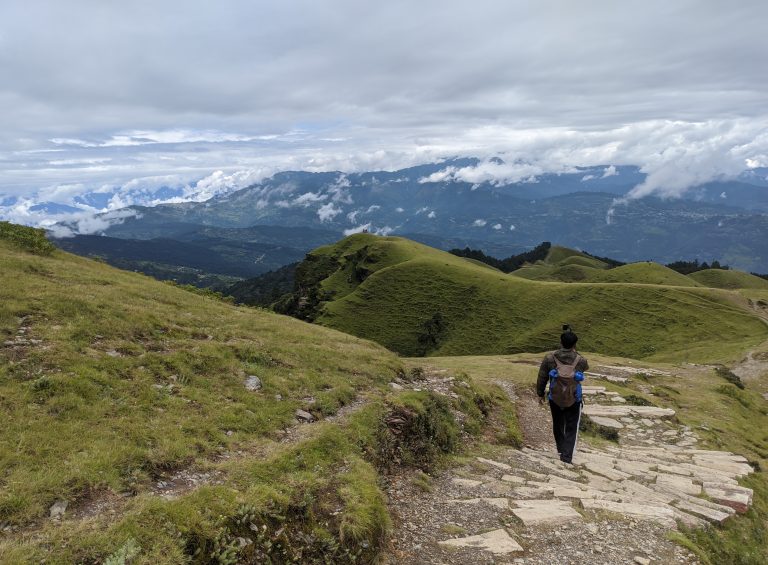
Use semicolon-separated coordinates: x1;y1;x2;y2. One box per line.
536;348;589;398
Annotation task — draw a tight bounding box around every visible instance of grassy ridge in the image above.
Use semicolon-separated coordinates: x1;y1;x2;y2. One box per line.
305;235;766;361
690;269;768;290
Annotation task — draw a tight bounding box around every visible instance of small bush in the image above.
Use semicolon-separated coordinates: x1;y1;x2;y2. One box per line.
715;366;745;389
624;394;656;406
0;221;56;255
376;392;459;472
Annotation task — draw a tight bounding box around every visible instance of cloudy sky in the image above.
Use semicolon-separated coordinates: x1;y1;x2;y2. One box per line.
1;0;767;225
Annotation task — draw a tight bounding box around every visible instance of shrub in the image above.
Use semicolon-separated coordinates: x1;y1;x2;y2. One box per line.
0;221;56;255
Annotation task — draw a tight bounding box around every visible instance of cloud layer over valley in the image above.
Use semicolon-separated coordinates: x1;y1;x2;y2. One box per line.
1;1;767;229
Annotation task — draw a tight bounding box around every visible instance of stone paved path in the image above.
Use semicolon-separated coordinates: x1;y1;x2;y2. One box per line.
385;366;755;564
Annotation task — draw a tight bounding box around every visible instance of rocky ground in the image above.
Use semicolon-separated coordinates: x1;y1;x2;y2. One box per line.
383;364;756;565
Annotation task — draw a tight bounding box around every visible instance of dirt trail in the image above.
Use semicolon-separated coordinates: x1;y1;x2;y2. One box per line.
384;365;755;565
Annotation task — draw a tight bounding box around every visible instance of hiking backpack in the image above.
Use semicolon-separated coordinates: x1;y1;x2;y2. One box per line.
548;354;585;408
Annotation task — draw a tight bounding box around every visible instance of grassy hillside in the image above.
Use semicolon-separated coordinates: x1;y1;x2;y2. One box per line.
286;234;766;362
690;269;768;290
1;225;518;563
513;246;702;287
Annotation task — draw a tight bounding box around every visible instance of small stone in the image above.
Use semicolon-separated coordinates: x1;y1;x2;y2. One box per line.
245;375;262;391
295;409;315;422
49;500;67;520
634;557;651;565
389;382;404;390
274;394;283;401
226;430;233;436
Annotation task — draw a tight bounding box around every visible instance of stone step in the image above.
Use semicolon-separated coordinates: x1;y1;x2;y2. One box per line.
583;405;675;418
438;528;523;554
588;415;624;429
673;500;732;524
655;473;702;496
691;456;753;477
451;478;483;488
511;499;582;526
476;457;511;471
702;482;753;513
580;499;676;527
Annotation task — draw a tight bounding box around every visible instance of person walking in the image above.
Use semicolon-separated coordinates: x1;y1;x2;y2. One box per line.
536;325;589;464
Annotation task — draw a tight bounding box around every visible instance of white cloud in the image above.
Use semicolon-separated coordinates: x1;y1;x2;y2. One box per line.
347;210;359;222
366;205;381;213
581;174;595;182
375;226;394;236
601;165;618;178
317;202;342;222
427;211;436;218
343;223;371;235
492;223;501;230
509;224;516;230
292;192;328;206
395;207;405;213
473;219;487;227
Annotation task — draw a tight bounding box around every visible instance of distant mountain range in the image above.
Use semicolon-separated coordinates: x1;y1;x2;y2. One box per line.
50;159;768;278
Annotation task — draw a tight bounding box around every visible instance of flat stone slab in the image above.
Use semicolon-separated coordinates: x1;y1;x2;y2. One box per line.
702;482;753;513
452;478;483;488
581;499;676;526
673;500;732;524
476;457;511;471
691;456;753;477
583;462;631;482
589;416;624;429
584;405;675;418
511;500;582;526
438;528;523;554
501;474;526;484
656;473;701;496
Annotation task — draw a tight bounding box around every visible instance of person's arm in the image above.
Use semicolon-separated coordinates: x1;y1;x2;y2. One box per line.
577;356;589;373
536;354;552;399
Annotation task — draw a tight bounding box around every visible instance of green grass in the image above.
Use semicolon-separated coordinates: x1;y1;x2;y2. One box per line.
300;235;766;362
0;233;519;562
0;237;410;562
689;269;768;290
515;259;703;287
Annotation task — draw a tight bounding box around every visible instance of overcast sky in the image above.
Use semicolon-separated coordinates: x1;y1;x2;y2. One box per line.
2;0;767;225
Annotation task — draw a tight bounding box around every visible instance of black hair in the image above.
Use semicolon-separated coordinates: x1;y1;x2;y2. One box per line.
560;324;578;349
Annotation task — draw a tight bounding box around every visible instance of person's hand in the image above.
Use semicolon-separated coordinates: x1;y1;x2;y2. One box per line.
538;396;546;406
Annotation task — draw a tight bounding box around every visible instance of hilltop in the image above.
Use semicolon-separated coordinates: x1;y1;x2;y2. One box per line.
690;268;768;290
277;234;767;361
512;245;704;287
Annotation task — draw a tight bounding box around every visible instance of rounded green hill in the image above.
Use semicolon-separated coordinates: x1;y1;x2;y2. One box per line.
283;234;767;362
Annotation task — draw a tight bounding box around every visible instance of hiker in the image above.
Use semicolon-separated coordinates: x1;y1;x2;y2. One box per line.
537;325;589;464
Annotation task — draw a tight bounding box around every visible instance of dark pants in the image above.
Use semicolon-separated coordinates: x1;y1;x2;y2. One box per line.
549;400;581;463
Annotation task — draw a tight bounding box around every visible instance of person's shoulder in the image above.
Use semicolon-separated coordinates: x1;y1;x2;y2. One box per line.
542;351;556;362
